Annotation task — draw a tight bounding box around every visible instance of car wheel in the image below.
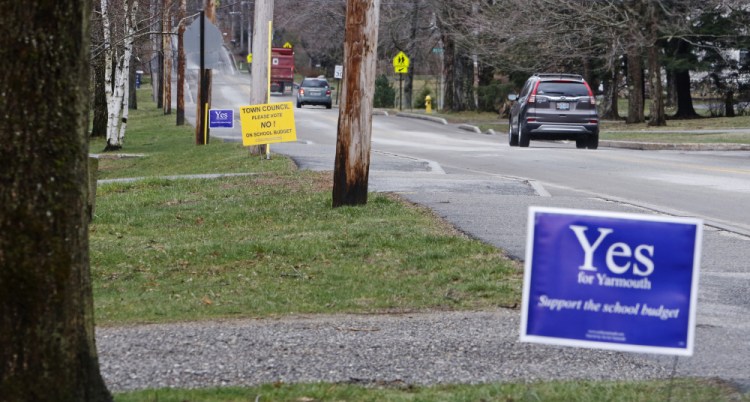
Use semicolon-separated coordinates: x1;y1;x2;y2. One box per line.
326;103;332;109
576;139;587;149
518;122;530;148
296;102;301;108
587;134;599;150
508;118;519;146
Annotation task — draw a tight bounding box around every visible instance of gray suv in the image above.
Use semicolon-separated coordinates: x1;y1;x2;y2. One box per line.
508;73;599;149
296;77;332;109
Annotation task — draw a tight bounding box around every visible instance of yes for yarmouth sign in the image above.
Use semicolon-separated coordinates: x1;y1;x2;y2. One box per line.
520;207;703;356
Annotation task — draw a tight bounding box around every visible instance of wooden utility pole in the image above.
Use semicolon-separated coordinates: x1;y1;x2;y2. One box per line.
176;0;186;125
249;0;274;155
195;0;216;144
332;0;381;207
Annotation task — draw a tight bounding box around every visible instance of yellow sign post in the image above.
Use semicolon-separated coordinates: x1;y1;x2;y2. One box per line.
392;51;410;110
392;51;410;74
239;102;297;147
283;41;293;49
246;53;253;64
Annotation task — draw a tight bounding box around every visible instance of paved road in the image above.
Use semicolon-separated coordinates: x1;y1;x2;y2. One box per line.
98;71;750;393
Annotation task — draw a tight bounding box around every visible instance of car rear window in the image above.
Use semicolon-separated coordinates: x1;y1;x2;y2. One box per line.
537;82;589;97
302;79;328;88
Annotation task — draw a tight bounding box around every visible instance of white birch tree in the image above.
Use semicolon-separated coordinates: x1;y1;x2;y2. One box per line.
101;0;139;151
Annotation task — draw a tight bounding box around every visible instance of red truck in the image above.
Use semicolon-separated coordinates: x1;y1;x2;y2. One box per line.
271;47;294;94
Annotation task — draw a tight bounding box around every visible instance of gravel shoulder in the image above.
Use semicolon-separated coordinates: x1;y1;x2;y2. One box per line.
98;309;672;392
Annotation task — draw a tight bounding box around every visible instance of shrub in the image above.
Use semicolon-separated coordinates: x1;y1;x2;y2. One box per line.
374;75;396;108
478;81;516;113
413;86;433;109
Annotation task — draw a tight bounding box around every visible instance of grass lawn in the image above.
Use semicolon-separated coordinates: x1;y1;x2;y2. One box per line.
90;89;521;325
98;88;748;402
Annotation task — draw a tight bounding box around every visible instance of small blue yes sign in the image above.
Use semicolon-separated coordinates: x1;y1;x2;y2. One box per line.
209;109;234;128
520;207;703;356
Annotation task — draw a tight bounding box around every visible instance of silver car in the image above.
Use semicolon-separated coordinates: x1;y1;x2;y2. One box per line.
296;77;332;109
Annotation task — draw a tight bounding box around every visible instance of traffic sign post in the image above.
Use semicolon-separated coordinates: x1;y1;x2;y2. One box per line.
392;51;410;73
392;51;410;110
520;207;703;356
334;65;343;105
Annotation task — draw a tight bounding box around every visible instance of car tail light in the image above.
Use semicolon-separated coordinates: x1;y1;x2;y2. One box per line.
584;82;596;105
528;81;541;103
526;117;537;122
299;88;305;96
589;119;599;124
326;89;331;96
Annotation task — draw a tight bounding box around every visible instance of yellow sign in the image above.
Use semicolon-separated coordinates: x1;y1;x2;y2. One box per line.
393;51;410;74
239;102;297;146
283;42;293;49
246;53;253;63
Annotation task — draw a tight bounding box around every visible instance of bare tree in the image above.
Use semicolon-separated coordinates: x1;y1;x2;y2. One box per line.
176;0;187;125
101;0;140;150
0;1;112;400
275;0;347;76
380;0;434;108
163;0;173;115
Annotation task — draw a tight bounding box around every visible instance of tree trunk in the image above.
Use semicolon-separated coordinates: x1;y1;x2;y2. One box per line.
672;69;699;119
176;0;186;125
150;0;160;104
626;49;644;124
403;0;420;110
162;0;172;115
665;69;675;108
600;56;621;120
157;51;164;109
670;39;699;119
92;61;109;137
91;1;108;137
441;34;456;111
129;53;137;110
725;91;735;117
332;0;381;207
0;1;112;401
646;5;665;127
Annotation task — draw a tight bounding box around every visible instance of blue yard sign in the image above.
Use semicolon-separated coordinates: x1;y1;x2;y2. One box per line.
520;207;703;356
209;109;234;128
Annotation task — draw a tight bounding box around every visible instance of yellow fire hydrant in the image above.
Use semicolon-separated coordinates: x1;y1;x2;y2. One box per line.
425;95;432;114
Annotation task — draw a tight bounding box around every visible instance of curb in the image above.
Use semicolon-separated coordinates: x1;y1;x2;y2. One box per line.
395;112;448;125
458;124;482;134
599;140;750;151
89;153;146;159
98;173;259;185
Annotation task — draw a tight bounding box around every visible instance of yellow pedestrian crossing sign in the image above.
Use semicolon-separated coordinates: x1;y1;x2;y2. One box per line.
283;42;293;49
393;51;410;74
